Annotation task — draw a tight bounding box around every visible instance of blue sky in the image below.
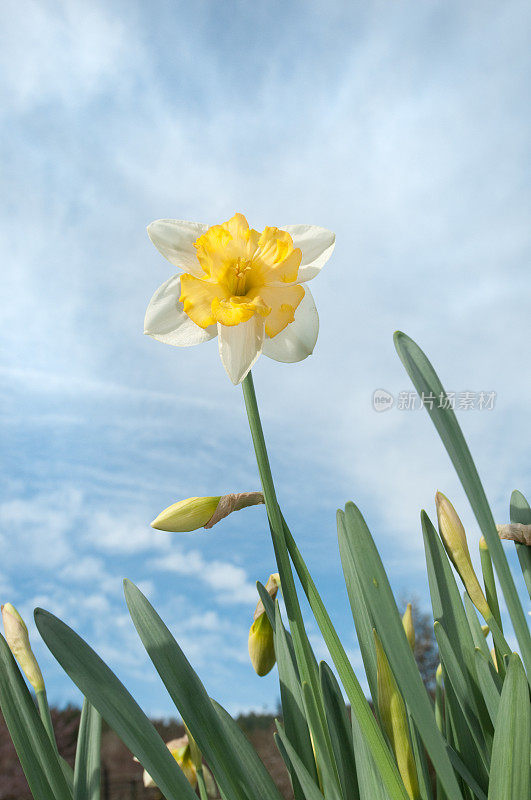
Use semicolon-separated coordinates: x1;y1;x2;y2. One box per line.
1;0;530;717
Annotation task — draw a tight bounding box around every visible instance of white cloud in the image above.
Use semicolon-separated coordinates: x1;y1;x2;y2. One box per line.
148;549;257;606
1;0;134;111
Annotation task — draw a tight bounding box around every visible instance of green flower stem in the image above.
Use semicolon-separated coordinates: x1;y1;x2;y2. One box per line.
479;542;502;630
241;373;332;756
479;542;506;679
36;688;59;755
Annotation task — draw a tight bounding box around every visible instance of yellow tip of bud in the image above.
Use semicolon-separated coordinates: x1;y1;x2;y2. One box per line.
435;492;491;620
248;614;276;676
402;603;415;651
1;603;44;692
248;573;281;676
151;496;221;532
479;536;488;550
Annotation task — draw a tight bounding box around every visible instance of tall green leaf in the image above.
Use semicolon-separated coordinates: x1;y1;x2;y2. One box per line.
123;579;283;800
394;332;531;676
282;518;410;800
275;725;326;800
433;622;490;777
0;633;71;800
487;654;530;800
34;609;197;800
320;661;360;800
342;502;464;800
74;700;101;800
337;513;378;706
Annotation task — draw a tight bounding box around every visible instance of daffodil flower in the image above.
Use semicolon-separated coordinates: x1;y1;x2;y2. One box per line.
144;213;335;384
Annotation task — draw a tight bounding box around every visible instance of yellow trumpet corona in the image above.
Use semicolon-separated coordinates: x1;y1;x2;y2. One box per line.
374;630;420;800
1;603;44;692
248;573;280;677
435;492;491;620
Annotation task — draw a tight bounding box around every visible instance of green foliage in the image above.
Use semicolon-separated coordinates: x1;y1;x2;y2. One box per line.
1;333;529;800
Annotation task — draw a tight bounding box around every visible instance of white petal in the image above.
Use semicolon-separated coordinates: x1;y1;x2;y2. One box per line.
281;225;335;282
144;275;216;346
218;317;264;384
147;219;208;277
262;286;318;363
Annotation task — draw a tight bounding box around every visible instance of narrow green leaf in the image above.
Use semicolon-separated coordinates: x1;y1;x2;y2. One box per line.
124;579;283;800
445;746;488;800
487;654;530;800
301;681;342;800
343;503;464;800
34;609;196;800
320;661;360;800
408;713;433;800
0;633;70;800
473;649;501;727
422;512;492;732
394;332;531;678
433;622;490;775
338;513;378;706
74;700;101;800
275;725;325;800
509;490;531;598
351;715;392;800
463;595;490;660
283;517;410;800
266;594;318;798
211;701;284;800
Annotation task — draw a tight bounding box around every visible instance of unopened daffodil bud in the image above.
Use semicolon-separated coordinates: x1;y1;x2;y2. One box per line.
248;573;280;677
151;491;264;532
1;603;44;692
140;735;216;795
435;492;491;620
374;630;420;800
481;624;490;637
402;604;415;651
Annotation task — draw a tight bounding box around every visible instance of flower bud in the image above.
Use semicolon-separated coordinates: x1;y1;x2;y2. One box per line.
402;604;415;651
435;492;490;620
151;496;221;532
140;734;215;795
1;603;44;692
248;574;280;677
151;491;264;532
374;631;420;800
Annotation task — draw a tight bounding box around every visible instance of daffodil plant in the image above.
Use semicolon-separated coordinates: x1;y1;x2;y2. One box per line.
0;214;529;800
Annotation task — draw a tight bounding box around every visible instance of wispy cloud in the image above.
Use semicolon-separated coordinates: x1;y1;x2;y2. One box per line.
1;0;530;712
